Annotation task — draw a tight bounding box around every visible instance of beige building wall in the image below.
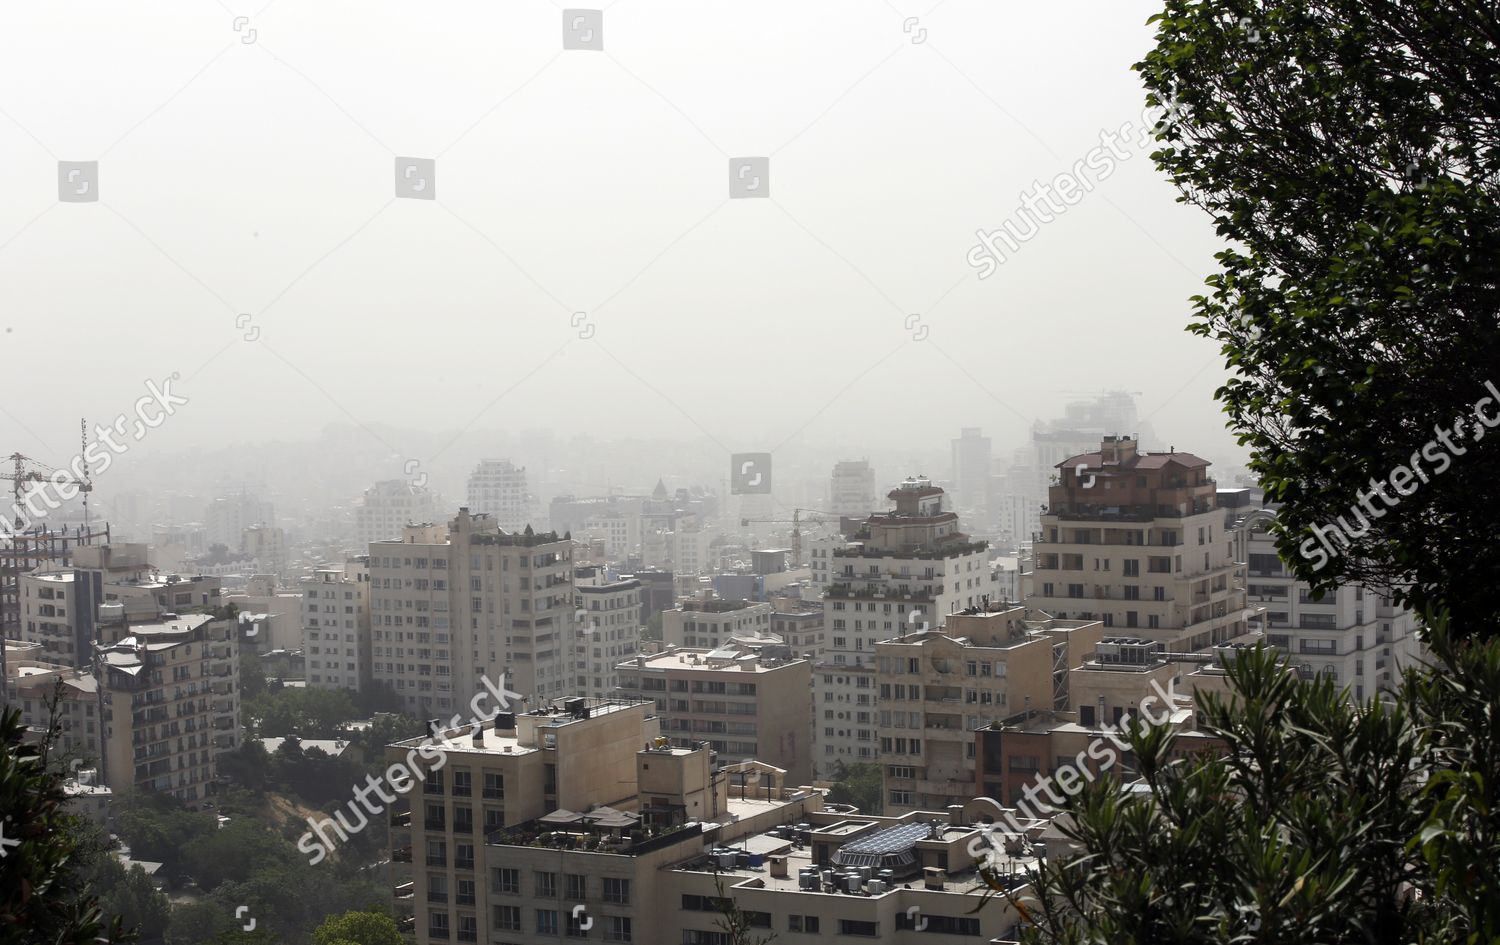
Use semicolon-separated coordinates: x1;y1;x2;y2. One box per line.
616;647;813;785
369;511;577;717
1027;436;1250;652
875;606;1103;814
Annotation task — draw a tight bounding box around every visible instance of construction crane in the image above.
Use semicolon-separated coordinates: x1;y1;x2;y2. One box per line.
1;425;105;697
737;507;844;567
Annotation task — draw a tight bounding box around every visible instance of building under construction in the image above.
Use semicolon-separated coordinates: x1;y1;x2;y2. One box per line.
2;447;109;699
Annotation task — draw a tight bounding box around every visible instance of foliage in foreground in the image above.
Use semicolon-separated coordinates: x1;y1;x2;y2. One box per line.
0;704;130;944
1135;0;1500;629
997;618;1500;945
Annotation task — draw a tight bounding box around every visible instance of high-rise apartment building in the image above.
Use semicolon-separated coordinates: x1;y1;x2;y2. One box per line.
369;511;576;716
616;642;813;784
95;610;241;808
466;460;531;533
950;428;992;516
815;478;998;775
874;605;1103;814
302;557;372;693
1027;437;1250;651
358;479;441;547
573;567;641;699
204;492;274;549
828;460;876;519
241;524;288;579
1243;511;1421;701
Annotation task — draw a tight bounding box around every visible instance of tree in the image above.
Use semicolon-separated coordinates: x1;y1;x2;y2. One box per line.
998;627;1500;944
0;705;131;944
825;761;882;814
1135;0;1500;630
312;910;403;945
712;876;776;945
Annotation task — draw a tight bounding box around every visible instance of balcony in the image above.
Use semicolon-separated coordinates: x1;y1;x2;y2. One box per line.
394;882;414;900
392;845;413;863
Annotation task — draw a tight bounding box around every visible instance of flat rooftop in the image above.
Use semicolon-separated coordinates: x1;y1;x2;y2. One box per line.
624;650;802;674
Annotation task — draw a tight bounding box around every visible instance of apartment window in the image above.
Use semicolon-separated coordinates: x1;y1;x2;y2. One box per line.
425;839;446;867
428;874;449;903
494;868;520;894
455;843;474;870
425;771;444;795
452;770;472;796
603;878;630;904
1123;559;1139;577
453;806;473;833
429;912;450;940
1300;639;1338;656
536;871;557;897
425;802;446;831
838;919;879;937
456;878;475;906
536;909;559;935
605;916;633;942
788;916;820;933
494;905;521;931
566;874;586;900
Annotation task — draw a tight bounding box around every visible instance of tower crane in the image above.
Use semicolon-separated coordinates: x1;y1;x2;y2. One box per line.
737;507;844;567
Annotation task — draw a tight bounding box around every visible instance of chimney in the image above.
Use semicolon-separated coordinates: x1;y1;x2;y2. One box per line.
471;722;484;747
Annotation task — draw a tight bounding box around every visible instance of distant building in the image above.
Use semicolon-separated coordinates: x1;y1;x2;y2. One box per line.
660;596;772;649
358;480;441;547
204;493;274;550
828;460;876;519
301;557;372;693
466;460;531;533
616;642;813;784
369;510;576;713
573;568;641;699
950;428;992;517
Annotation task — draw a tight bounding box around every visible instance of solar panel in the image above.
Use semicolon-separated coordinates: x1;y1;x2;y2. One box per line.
839;822;930;855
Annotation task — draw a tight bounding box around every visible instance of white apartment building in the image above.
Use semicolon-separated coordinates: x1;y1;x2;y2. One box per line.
1244;512;1421;701
816;478;999;777
302;557;372;693
241;524;288;578
358;479;441;547
1026;437;1251;652
828;460;877;519
204;493;274;549
660;596;773;649
466;460;531;533
369;511;576;717
573;567;641;699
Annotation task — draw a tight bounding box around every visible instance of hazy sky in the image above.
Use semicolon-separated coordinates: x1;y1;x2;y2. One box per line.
0;0;1243;481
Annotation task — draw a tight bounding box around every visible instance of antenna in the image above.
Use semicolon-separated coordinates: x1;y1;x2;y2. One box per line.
80;418;92;529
